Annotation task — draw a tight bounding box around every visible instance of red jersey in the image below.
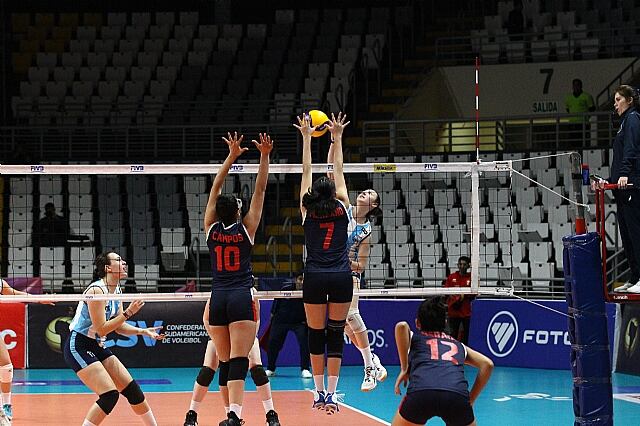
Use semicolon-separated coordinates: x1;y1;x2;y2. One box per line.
444;271;473;318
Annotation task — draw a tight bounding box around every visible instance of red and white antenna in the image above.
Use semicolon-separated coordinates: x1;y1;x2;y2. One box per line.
475;56;480;164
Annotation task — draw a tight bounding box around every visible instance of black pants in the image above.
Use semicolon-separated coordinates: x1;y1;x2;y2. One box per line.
267;322;310;371
616;191;640;282
448;317;470;345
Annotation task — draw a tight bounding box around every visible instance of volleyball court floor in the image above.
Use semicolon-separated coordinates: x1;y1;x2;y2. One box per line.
10;365;640;425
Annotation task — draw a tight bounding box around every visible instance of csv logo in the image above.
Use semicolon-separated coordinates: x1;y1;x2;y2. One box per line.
130;165;145;172
30;165;45;173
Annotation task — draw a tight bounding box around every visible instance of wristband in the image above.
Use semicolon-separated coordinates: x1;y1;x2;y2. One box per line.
123;310;132;320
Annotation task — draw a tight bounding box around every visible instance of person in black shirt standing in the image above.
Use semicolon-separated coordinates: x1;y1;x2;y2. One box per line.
265;273;312;378
594;86;640;293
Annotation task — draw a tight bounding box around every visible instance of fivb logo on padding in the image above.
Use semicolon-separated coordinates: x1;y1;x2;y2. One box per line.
486;311;519;358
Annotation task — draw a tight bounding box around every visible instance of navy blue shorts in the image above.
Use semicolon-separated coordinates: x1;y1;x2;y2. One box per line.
64;331;114;373
303;271;353;304
399;389;474;426
209;288;256;326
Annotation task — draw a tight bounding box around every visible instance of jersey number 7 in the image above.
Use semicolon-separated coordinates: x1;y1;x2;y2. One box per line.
319;222;335;250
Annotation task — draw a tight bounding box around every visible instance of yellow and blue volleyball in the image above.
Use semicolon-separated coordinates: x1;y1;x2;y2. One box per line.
305;110;330;137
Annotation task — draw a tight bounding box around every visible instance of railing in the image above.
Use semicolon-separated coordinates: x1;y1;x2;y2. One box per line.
282;216;293;275
188;236;201;290
596;57;640;107
435;26;640;66
265;235;278;278
361;111;618;155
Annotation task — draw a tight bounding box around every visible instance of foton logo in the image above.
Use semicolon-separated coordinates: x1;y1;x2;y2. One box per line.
487;311;518;357
30;165;45;173
424;163;438;170
130;165;145;172
230;165;244;171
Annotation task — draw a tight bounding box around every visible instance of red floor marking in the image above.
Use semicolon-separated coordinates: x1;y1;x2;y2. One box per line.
12;390;388;425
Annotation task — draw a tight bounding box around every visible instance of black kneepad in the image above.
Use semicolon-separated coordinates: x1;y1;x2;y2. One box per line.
97;389;119;414
308;326;326;355
250;365;269;387
196;366;216;387
121;380;145;405
228;357;249;381
326;318;346;359
218;361;230;387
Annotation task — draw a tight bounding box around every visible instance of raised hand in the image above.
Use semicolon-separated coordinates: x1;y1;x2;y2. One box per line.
222;131;248;159
253;133;274;155
327;112;350;140
293;114;316;139
125;300;145;317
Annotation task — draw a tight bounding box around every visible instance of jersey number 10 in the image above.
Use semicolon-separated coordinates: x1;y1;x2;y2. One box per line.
214;246;241;271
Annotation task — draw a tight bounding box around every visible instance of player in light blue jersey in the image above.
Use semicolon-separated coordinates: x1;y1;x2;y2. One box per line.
64;252;164;426
327;143;387;392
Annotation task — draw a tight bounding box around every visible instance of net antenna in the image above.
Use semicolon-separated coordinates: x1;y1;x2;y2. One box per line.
1;161;513;303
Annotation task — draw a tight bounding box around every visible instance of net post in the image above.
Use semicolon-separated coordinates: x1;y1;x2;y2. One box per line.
570;152;586;234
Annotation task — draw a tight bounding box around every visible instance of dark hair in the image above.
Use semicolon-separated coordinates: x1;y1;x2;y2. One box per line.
615;84;640;108
365;191;383;222
302;176;336;216
416;296;447;332
93;251;116;281
458;255;471;264
572;78;582;86
215;194;240;226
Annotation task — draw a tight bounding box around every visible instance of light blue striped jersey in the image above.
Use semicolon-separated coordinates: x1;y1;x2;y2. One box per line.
346;206;372;262
69;279;122;339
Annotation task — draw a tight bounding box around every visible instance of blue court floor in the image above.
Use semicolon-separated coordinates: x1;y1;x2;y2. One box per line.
13;365;640;425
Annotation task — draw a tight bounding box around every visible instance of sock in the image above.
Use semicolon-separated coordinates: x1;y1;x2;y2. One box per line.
327;376;339;393
359;345;374;368
262;398;274;413
82;420;97;426
1;392;10;405
256;384;273;413
189;399;201;412
313;375;325;392
229;403;242;418
224;406;230;414
139;410;157;426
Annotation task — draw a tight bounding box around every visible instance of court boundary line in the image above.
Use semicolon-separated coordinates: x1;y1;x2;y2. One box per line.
340;401;391;425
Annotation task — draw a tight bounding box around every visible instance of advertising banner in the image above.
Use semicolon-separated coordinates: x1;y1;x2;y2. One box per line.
258;299;421;366
28;301;208;368
0;303;26;368
469;299;616;369
614;304;640;375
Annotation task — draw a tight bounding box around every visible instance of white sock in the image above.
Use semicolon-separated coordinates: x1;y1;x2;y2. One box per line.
359;345;374;367
327;376;339;393
262;398;274;413
229;403;242;418
1;392;10;405
189;399;201;412
256;384;274;413
82;420;97;426
224;406;230;414
313;375;325;392
139;410;157;426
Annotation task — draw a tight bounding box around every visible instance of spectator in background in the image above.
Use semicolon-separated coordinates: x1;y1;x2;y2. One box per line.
444;256;474;345
565;78;595;147
265;273;312;378
34;203;71;246
507;0;525;40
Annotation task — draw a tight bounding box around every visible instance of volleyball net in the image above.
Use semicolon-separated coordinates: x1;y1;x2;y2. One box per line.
0;159;554;302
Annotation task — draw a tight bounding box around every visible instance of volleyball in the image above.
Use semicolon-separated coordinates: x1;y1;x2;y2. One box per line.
306;110;330;137
45;316;72;353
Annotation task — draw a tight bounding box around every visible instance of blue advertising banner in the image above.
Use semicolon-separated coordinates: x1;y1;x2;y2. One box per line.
257;299;421;367
469;299;616;369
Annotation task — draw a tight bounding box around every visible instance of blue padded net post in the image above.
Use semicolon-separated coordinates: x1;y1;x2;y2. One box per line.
563;232;613;426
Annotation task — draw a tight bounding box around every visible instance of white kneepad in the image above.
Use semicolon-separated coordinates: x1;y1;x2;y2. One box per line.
0;364;13;383
346;311;367;334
